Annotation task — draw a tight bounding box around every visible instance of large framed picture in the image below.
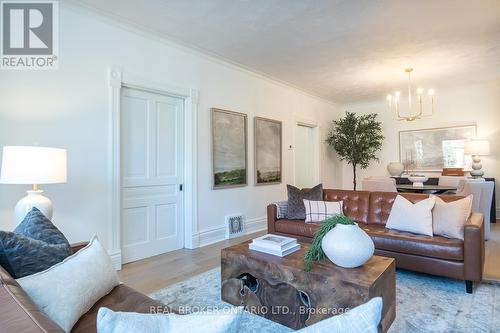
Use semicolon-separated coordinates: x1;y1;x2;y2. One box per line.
211;108;248;189
254;117;282;185
399;125;477;172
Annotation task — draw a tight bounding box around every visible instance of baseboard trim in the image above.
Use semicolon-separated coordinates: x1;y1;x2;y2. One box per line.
195;216;267;248
108;249;122;271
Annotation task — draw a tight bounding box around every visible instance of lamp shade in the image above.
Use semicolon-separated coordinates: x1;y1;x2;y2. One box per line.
0;146;67;184
464;140;490;156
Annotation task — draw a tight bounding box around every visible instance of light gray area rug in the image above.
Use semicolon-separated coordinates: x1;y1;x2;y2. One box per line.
150;268;500;333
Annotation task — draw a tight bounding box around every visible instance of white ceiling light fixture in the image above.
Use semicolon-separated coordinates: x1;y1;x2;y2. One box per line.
386;68;435;121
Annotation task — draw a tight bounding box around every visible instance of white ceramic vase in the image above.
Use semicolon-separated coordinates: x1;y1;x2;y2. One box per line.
387;162;404;177
321;223;375;268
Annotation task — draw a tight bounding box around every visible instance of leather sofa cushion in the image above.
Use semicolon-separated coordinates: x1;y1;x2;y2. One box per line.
0;265;65;333
361;224;464;261
275;220;463;261
275;219;320;238
368;192;466;225
72;284;168;333
323;189;370;224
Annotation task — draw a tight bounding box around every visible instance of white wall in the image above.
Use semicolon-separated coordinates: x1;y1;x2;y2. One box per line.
0;5;339;253
338;81;500;213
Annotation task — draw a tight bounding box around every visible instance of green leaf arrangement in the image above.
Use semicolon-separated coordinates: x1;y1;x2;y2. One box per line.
304;214;355;272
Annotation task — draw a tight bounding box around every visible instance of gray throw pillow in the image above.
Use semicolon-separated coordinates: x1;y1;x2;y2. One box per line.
0;233;72;278
0;207;72;278
286;184;323;219
15;207;70;246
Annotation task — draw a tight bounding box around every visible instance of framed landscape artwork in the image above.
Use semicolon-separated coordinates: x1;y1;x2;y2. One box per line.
254;117;282;185
399;125;477;172
212;108;248;189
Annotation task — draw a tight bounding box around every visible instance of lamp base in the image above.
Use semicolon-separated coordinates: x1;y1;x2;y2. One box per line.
15;190;53;224
470;155;485;179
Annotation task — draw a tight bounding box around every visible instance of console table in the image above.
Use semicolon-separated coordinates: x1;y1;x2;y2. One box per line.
393;177;496;223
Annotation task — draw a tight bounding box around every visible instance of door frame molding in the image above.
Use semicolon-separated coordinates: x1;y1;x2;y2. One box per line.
292;117;321;187
108;67;199;270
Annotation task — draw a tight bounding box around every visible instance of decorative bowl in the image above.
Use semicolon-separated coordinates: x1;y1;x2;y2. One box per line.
408;175;428;187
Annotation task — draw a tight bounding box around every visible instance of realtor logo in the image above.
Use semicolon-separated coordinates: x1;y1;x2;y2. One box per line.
1;1;58;69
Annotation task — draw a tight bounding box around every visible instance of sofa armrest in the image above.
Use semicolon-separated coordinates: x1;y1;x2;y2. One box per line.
71;242;89;254
267;204;277;234
463;212;484;282
0;266;65;333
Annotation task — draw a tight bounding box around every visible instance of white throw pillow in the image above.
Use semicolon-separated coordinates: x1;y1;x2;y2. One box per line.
96;307;244;333
386;195;436;236
432;195;473;240
303;199;343;223
17;236;119;332
297;297;382;333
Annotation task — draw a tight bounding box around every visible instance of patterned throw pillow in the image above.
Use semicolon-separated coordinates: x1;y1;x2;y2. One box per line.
0;207;72;278
15;207;71;246
285;184;323;220
273;201;288;219
303;199;343;223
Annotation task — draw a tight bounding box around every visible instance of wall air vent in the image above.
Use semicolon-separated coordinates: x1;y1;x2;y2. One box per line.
225;214;244;239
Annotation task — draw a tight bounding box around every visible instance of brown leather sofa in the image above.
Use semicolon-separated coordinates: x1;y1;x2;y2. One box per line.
267;189;485;293
0;243;170;333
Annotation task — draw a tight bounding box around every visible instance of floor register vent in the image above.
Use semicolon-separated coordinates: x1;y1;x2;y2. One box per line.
225;214;244;239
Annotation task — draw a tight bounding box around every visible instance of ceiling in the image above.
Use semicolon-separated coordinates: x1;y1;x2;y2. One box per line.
73;0;500;103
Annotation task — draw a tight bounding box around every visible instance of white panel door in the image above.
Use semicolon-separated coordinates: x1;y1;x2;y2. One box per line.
294;124;315;189
120;87;184;264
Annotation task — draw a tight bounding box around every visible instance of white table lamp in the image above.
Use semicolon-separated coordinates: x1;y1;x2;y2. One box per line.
464;140;490;178
0;146;67;223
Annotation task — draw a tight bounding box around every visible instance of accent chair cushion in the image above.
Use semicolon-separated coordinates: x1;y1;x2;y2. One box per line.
303;199;343;223
286;184;323;219
16;236;120;333
96;307;244;333
386;195;436;236
432;194;473;240
0;208;72;278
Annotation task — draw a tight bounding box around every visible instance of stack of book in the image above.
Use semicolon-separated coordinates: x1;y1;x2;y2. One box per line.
249;234;300;257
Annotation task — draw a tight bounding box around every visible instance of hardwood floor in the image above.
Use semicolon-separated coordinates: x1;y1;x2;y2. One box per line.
484;222;500;281
118;231;266;294
120;221;500;295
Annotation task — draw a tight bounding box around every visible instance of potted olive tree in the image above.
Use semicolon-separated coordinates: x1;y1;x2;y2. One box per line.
326;111;384;190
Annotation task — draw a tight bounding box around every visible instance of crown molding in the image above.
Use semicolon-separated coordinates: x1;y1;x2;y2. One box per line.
62;1;339;107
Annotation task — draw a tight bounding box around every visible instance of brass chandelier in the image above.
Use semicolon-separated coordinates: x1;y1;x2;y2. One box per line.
386;68;434;121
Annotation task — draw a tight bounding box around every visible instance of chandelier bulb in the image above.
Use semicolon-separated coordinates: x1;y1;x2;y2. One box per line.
386;68;435;121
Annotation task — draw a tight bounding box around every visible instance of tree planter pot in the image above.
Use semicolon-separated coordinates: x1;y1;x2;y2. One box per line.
321;223;375;268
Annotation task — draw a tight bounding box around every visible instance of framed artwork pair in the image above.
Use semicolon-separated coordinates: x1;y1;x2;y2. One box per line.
211;108;282;189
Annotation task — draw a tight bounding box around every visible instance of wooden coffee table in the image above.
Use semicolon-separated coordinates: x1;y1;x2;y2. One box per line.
221;240;395;332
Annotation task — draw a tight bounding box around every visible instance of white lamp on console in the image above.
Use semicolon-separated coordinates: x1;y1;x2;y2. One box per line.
464;140;490;178
0;146;67;224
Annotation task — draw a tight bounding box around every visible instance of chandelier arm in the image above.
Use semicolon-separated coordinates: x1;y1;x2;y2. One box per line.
387;68;434;121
